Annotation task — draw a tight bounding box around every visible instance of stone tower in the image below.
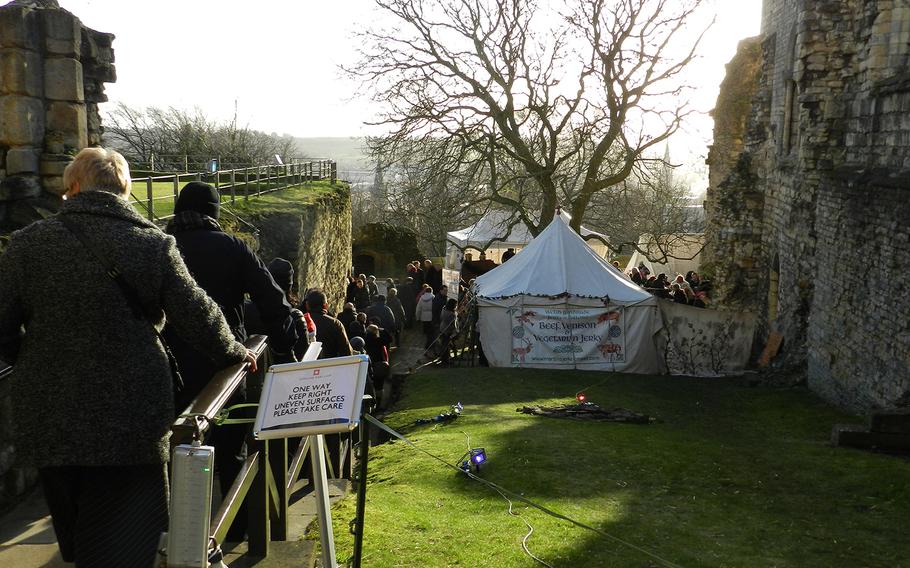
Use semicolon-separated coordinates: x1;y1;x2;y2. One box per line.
0;0;115;233
704;0;910;412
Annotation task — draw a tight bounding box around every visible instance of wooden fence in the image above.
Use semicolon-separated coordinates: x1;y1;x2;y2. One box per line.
130;159;337;223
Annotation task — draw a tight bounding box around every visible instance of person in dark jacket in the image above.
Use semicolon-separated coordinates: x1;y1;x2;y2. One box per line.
423;259;443;293
366;295;397;333
439;298;459;364
352;278;371;311
304;289;354;359
245;258;309;361
386;288;406;345
164;181;297;410
363;324;392;394
347;312;368;341
432;285;449;325
345;276;358;304
164;181;297;541
398;277;417;327
0;148;254;567
337;302;357;330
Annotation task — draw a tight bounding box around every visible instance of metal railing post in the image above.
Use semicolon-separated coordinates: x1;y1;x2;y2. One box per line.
146;177;154;220
172;174;179;215
269;437;289;541
351;405;372;568
246;439;270;557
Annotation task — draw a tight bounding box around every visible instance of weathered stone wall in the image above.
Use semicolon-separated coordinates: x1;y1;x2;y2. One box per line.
255;185;352;313
0;0;115;231
705;0;910;412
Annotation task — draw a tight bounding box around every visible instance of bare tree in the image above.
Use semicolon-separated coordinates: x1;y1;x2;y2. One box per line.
348;0;709;240
103;103;300;170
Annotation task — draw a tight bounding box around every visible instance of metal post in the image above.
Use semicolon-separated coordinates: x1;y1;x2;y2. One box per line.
172;175;179;214
146;177;154;220
351;411;371;568
269;437;289;541
311;434;338;568
247;441;270;557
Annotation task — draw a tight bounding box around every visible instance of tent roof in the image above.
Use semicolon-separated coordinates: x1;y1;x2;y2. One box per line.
474;216;652;302
447;209;606;249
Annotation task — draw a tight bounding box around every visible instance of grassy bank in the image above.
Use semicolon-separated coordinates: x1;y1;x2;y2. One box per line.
329;368;909;567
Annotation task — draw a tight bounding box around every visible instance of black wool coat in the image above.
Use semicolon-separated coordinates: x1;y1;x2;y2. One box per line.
0;191;247;467
164;212;296;409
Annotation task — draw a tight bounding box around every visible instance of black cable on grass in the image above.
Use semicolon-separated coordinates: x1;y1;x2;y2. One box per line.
364;415;684;568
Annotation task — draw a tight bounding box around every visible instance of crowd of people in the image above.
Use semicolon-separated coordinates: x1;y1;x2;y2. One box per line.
621;261;711;308
343;257;461;366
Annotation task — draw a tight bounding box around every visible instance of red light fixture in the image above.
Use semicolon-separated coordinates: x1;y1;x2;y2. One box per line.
576;392;586;403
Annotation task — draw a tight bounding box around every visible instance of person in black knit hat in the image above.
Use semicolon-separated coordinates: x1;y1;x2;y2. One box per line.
164;180;298;542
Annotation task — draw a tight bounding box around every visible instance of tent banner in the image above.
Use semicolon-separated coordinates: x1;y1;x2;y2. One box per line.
509;306;626;365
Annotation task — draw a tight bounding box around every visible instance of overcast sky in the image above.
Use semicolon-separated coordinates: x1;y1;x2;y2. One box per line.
56;0;763;184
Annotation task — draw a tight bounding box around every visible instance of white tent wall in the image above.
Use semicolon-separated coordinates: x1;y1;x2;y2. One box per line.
477;296;666;374
624;234;704;277
659;302;757;376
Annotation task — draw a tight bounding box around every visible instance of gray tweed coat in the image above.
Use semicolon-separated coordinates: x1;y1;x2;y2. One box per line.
0;190;247;467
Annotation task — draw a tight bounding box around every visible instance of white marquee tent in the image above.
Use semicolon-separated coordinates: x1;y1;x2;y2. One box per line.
445;209;610;268
474;216;665;374
624;233;704;278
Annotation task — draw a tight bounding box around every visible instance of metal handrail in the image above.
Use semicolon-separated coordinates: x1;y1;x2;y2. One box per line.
171;334;268;445
0;363;11;382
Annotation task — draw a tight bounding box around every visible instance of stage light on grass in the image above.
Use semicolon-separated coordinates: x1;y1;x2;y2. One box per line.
460;448;487;473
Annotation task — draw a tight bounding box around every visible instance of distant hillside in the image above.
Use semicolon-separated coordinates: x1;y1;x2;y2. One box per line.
295;137;374;191
295;137;371;171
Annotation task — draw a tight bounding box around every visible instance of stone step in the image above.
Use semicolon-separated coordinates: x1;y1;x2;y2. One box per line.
868;411;910;434
832;424;910;453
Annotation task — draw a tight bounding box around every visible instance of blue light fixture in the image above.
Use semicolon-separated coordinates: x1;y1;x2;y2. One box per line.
460;448;487;473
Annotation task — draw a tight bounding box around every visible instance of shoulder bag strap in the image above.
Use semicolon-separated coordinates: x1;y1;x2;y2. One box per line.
58;214;185;390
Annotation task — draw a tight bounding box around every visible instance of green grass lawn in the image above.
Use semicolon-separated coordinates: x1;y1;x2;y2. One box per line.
329;368;910;567
124;177;337;220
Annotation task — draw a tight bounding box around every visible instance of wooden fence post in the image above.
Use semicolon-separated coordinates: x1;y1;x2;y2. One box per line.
230;169;236;204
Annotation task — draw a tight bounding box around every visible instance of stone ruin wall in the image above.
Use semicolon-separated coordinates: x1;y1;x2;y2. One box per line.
705;0;910;412
0;0;115;233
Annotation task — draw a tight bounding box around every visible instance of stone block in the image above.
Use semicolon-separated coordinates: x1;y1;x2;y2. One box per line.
0;174;42;200
45;131;64;154
6;147;39;175
43;57;83;102
0;95;44;146
39;153;71;177
869;411;910;434
40;8;81;57
46;100;85;136
0;48;42;96
0;5;39;50
42;174;65;195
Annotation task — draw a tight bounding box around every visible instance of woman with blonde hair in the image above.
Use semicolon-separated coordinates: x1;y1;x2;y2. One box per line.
0;147;255;567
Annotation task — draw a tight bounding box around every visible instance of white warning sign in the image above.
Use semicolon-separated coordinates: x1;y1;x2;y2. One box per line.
253;355;370;439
